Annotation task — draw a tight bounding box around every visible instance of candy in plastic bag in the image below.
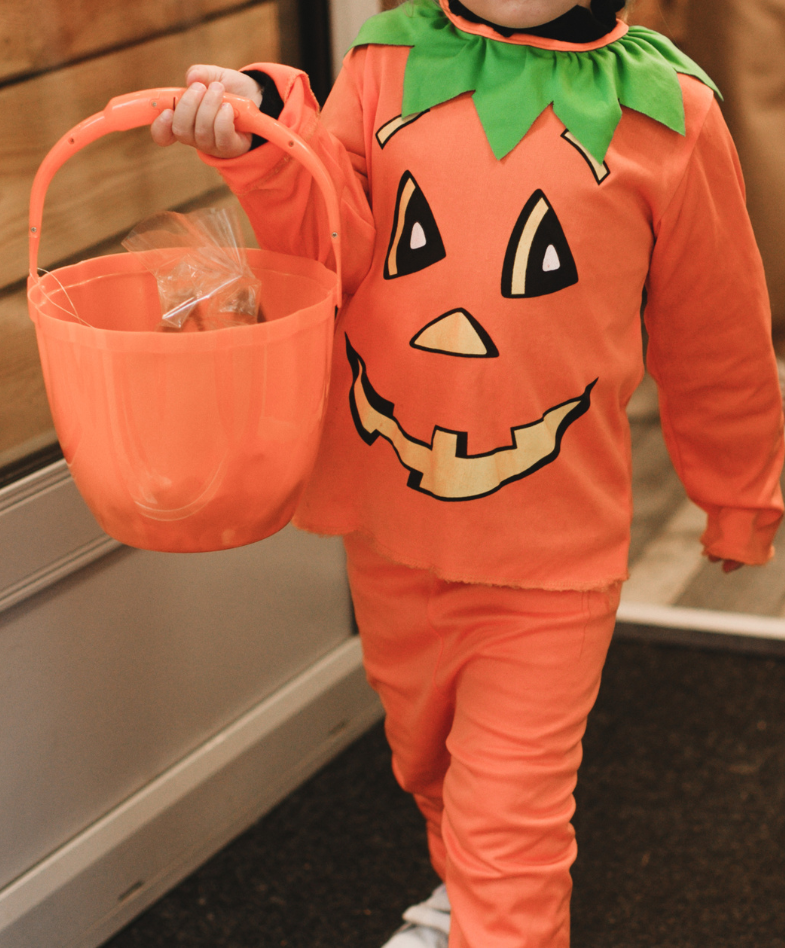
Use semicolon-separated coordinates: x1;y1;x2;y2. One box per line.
122;206;262;331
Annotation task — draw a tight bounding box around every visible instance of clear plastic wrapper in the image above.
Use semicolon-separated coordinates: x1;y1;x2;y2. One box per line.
122;207;262;331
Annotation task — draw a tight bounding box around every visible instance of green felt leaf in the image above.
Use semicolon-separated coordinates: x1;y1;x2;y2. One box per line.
614;41;686;137
552;50;623;163
472;47;555;160
351;1;720;162
402;32;481;114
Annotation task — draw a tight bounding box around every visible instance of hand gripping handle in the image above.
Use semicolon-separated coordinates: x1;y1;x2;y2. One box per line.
28;88;342;300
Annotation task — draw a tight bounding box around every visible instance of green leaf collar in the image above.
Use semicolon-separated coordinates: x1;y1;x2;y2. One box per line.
351;0;719;162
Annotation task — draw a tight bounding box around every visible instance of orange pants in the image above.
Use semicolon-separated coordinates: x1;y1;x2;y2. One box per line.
344;534;621;948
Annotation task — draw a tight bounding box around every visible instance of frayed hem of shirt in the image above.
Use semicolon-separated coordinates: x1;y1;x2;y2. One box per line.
292;517;628;592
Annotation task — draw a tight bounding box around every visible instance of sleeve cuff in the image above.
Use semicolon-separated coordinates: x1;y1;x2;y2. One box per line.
197;63;320;193
701;506;783;566
241;69;285;149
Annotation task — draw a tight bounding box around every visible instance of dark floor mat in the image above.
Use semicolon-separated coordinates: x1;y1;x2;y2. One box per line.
104;636;785;948
572;638;785;948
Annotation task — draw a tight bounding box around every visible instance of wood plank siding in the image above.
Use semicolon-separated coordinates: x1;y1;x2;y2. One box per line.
0;0;263;82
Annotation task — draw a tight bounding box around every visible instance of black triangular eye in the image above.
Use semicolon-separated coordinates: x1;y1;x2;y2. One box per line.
384;171;446;279
501;190;578;298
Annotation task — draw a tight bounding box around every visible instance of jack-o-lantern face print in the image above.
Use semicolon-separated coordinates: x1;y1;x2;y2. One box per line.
383;171;446;279
501;190;579;299
348;151;596;502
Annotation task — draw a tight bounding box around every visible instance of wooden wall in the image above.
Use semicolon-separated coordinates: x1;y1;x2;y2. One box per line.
626;0;688;40
0;0;280;473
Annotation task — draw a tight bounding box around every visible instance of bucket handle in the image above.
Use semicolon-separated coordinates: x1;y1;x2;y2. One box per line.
28;88;342;301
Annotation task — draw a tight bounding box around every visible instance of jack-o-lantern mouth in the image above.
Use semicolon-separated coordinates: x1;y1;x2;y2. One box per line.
346;336;596;501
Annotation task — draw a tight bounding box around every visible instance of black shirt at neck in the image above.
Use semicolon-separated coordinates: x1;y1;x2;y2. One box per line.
447;0;619;42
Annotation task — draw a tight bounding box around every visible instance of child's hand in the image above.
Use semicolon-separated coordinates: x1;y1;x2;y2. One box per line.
708;555;744;573
150;66;263;159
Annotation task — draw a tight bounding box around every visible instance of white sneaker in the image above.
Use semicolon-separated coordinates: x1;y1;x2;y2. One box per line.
381;883;451;948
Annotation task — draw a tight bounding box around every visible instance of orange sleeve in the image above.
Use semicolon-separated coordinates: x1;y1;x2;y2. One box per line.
199;55;376;297
644;97;785;565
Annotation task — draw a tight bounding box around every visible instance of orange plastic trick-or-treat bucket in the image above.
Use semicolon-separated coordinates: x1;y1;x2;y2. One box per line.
27;89;342;553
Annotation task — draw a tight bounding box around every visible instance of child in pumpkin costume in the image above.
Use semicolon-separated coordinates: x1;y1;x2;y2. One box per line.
153;0;784;944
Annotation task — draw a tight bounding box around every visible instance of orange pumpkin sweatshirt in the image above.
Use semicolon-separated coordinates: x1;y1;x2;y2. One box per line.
202;3;784;590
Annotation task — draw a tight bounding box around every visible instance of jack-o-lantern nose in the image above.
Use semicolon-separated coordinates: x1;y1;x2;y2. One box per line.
410;309;499;359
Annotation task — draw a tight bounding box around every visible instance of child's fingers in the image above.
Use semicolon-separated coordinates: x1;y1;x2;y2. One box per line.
213;102;252;157
186;64;261;101
193;82;225;151
150;109;176;146
708;554;744;572
170;82;206;146
185;64;224;87
194;83;251;158
158;76;251;157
